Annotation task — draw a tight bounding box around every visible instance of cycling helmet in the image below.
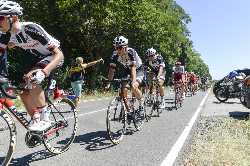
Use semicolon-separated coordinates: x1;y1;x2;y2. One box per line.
112;36;117;46
175;61;181;66
0;0;23;16
146;47;156;57
114;36;128;47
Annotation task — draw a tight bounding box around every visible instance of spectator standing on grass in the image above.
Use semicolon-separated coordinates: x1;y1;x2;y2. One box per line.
67;56;104;106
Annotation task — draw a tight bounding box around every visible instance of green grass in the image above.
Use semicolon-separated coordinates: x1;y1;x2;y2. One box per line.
80;91;116;100
183;117;250;166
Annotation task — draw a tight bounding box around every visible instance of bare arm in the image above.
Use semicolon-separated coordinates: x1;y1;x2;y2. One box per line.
42;47;64;76
108;64;116;81
84;58;104;69
131;65;137;83
157;66;163;78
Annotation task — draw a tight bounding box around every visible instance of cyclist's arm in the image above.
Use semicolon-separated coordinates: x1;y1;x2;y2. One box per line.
108;64;116;81
42;47;64;76
157;66;164;78
130;65;136;83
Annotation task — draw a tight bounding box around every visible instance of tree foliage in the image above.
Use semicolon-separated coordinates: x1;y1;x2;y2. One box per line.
9;0;211;90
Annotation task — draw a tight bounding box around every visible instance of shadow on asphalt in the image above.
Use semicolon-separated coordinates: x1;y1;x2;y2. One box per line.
229;111;250;120
74;131;115;151
9;150;55;166
213;101;241;104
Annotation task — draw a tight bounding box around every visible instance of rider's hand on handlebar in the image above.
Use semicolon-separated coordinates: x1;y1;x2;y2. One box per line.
25;69;46;85
98;58;104;64
104;83;111;90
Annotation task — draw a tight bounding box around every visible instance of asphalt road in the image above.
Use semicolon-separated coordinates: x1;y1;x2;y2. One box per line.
5;89;211;166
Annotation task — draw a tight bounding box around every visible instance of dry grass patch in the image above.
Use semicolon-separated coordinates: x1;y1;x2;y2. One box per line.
183;117;250;166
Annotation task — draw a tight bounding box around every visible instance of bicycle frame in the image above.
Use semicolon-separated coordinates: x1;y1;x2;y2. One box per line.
0;98;29;129
0;75;67;129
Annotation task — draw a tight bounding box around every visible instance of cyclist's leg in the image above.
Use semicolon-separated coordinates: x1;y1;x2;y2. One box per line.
158;72;165;102
131;70;144;102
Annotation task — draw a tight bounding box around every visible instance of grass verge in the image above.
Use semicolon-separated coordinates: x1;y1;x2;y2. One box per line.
183;116;250;166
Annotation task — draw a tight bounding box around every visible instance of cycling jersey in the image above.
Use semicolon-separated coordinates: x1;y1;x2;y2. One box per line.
9;22;60;59
0;32;11;77
110;47;143;82
110;47;142;70
173;66;185;74
0;32;10;51
145;54;165;74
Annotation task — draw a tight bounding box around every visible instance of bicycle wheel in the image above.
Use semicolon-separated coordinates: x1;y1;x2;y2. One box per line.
142;90;152;121
130;97;145;131
0;110;16;166
43;98;77;154
106;97;125;145
175;87;181;110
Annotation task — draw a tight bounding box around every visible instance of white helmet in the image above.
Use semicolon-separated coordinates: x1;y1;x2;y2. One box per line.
114;36;128;47
0;0;23;16
146;47;156;57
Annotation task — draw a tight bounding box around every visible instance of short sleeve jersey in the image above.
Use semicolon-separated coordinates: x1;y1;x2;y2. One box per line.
0;32;11;52
110;47;142;70
173;66;185;74
9;22;60;59
145;54;165;73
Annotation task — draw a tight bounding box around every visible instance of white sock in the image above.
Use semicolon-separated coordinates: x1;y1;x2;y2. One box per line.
139;98;144;106
32;111;40;123
39;106;50;122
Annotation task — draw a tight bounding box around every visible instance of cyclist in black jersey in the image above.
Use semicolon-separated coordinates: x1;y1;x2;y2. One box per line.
106;36;144;112
0;32;10;77
0;1;64;131
145;48;166;108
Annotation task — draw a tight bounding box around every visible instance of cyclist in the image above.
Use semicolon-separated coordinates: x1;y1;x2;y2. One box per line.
0;32;10;77
144;47;166;109
172;61;185;98
189;72;197;93
106;36;144;115
0;1;64;131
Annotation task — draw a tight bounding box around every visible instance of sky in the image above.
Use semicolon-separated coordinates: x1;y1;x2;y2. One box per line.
175;0;250;80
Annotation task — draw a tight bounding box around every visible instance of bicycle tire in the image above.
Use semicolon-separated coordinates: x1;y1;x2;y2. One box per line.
175;86;182;110
0;110;16;166
43;98;77;154
106;97;125;145
142;91;152;122
130;97;145;131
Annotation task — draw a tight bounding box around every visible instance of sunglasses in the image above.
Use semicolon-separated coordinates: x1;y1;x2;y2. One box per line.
0;16;5;21
115;46;123;50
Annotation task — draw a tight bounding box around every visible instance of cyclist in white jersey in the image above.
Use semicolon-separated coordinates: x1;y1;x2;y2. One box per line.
106;36;144;112
145;47;166;108
0;1;64;131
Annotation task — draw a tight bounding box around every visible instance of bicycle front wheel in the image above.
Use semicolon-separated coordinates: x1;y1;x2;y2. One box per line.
0;110;16;166
128;97;144;131
43;98;77;154
106;97;125;145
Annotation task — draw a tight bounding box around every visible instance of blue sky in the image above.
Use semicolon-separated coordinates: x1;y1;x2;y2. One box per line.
175;0;250;79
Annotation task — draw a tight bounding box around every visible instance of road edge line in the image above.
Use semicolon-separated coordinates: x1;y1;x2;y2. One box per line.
160;88;211;166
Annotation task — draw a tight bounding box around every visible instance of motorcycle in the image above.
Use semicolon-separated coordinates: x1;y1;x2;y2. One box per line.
213;71;245;102
240;75;250;109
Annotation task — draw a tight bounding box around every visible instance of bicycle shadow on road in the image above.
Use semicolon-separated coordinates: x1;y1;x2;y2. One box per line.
229;111;250;120
9;150;55;166
213;101;241;104
73;130;115;151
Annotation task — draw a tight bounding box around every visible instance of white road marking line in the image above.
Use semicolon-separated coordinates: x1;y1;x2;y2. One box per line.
160;88;211;166
77;108;107;117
